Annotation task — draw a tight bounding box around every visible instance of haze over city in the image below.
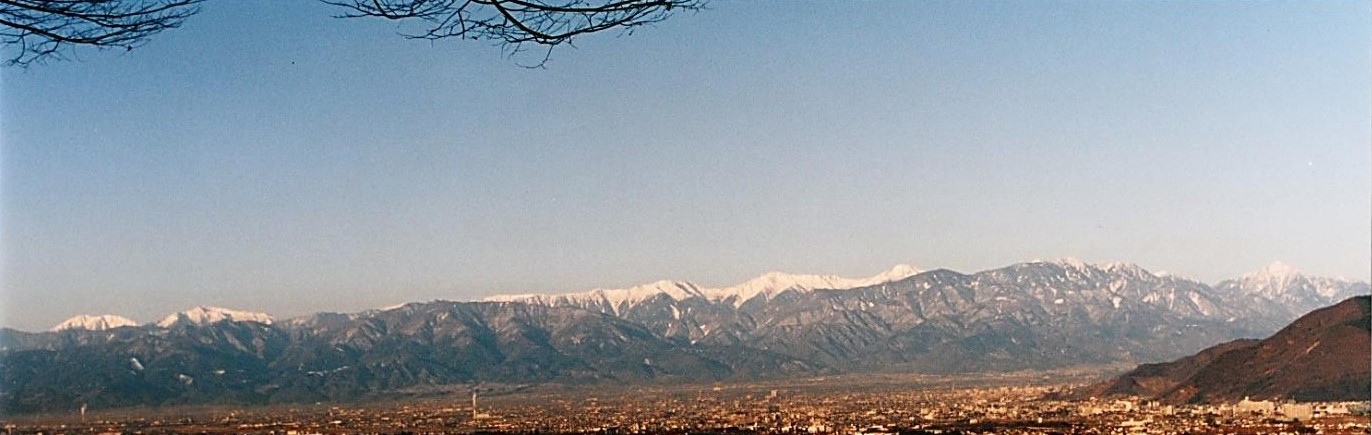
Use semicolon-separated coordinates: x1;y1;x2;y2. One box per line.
3;1;1368;332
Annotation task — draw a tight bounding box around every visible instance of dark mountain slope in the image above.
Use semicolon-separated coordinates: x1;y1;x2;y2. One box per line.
5;261;1365;414
1;302;814;413
731;264;1262;372
1085;296;1370;404
0;321;286;413
1086;338;1259;398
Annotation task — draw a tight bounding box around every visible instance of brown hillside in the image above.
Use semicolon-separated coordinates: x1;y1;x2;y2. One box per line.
1086;296;1370;404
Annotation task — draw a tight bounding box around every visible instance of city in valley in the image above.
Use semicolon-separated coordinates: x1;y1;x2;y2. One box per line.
4;371;1367;435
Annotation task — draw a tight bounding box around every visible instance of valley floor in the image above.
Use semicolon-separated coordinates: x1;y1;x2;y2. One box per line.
3;368;1367;435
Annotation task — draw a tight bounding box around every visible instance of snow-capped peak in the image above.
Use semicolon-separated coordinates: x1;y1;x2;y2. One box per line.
703;264;923;307
1231;262;1308;298
50;314;138;332
865;264;921;284
1218;262;1368;314
1046;257;1090;270
482;264;923;310
377;302;410;311
601;280;704;301
1249;261;1300;282
1101;262;1138;271
155;306;274;328
705;272;853;305
1100;262;1156;277
485;280;705;314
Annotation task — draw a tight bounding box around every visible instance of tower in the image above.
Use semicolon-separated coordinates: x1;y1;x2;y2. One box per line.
471;390;478;420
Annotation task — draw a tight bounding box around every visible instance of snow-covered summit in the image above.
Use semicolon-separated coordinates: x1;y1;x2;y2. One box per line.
50;314;138;332
1226;261;1366;299
1028;258;1158;276
155;306;274;328
1216;262;1369;317
1046;257;1091;270
485;280;705;314
1024;257;1111;274
703;272;851;306
703;264;922;307
1245;261;1301;283
484;264;922;310
604;280;705;301
867;264;921;284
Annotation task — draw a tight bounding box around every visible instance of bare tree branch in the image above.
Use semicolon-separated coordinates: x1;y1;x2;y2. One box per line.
0;0;202;66
321;0;704;66
0;0;700;67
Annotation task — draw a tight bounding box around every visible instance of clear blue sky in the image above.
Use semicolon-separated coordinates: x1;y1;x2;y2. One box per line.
2;1;1368;331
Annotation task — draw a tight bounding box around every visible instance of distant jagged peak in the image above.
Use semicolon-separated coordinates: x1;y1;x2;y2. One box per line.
1100;261;1143;272
1246;261;1302;282
377;302;411;311
1021;257;1100;272
1147;269;1202;282
482;292;553;303
1100;262;1163;278
1027;257;1108;273
1048;257;1090;270
1028;258;1149;273
1220;262;1371;287
865;263;922;284
1223;262;1369;305
50;314;138;332
483;264;923;309
155;306;274;328
737;263;921;288
734;271;850;290
704;263;923;307
484;280;705;311
588;280;704;303
706;271;849;305
1017;258;1179;282
1231;262;1317;293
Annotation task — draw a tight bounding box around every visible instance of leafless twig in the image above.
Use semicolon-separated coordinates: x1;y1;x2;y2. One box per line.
0;0;202;66
321;0;704;66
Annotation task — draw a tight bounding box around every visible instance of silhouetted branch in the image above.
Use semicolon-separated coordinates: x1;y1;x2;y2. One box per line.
0;0;202;66
1;0;699;67
321;0;703;66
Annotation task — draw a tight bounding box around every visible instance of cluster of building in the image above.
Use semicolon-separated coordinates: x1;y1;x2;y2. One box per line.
3;382;1368;434
1067;396;1368;434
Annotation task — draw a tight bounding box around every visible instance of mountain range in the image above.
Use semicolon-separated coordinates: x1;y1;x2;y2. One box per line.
2;259;1366;413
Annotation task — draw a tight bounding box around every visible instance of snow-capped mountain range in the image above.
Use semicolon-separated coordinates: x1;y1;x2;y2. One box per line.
44;260;1365;333
482;259;1364;323
48;306;275;332
11;258;1367;413
484;264;922;312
